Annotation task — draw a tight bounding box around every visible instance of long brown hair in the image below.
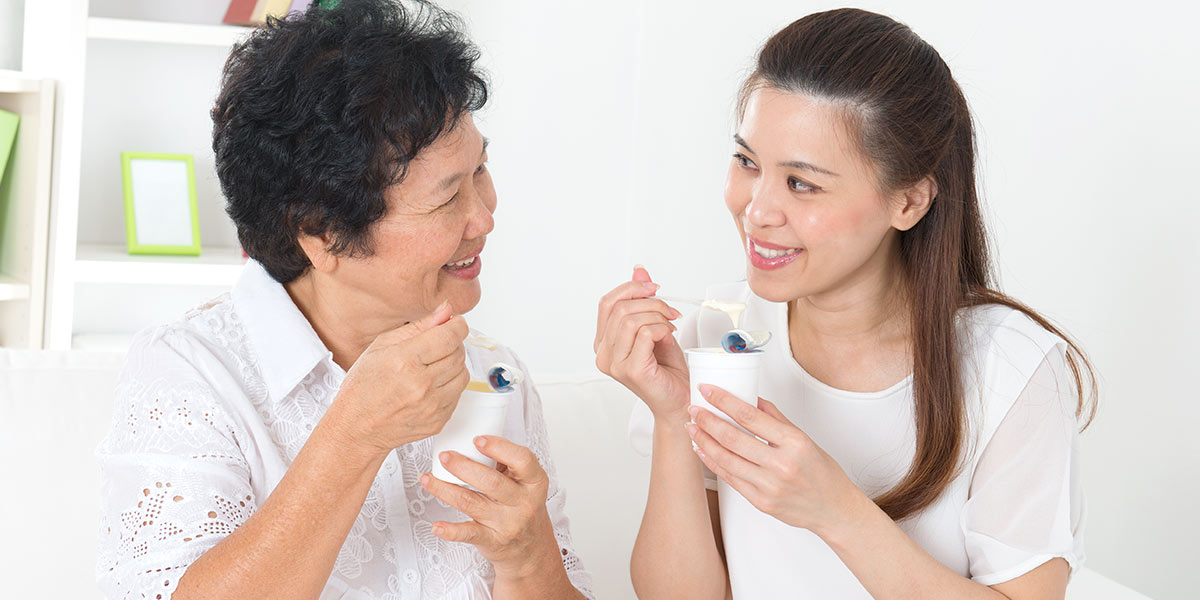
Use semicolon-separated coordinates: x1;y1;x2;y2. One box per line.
739;9;1098;521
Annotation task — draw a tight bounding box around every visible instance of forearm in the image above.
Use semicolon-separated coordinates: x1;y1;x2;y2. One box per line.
174;416;386;600
492;541;585;600
822;493;1009;600
631;413;727;600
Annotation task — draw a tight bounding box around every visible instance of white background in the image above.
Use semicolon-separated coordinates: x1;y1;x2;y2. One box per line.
1;1;1196;598
442;1;1199;598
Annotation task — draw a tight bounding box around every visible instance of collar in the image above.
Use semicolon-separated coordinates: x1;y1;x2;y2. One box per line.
231;260;333;402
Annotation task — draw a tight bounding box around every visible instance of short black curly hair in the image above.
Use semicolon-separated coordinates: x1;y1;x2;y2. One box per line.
212;0;488;283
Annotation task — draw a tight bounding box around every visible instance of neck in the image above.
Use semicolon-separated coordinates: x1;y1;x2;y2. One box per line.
788;238;910;351
284;271;400;371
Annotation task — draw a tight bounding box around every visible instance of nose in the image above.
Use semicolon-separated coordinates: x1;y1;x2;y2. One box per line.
745;179;786;229
466;180;496;239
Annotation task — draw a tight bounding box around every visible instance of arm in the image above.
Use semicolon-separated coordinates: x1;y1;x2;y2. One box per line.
420;437;586;600
168;303;470;599
822;491;1067;599
174;418;386;599
594;267;728;600
629;410;729;599
689;359;1079;600
418;353;594;599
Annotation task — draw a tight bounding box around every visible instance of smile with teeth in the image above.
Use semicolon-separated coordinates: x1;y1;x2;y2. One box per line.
444;255;477;269
751;243;802;259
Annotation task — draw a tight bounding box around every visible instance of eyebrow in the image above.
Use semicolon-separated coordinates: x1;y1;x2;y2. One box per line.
436;136;490;191
733;134;840;177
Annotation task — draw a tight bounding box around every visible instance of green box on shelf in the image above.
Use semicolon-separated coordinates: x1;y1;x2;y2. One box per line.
121;151;202;256
0;109;18;190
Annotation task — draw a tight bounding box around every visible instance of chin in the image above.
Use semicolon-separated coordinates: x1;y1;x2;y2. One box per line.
447;281;482;314
746;267;807;304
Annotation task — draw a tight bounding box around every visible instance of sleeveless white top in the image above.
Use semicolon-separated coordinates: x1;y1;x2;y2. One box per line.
630;281;1085;597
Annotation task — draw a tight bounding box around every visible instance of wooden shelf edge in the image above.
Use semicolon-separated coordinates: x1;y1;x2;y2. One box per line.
0;275;31;301
0;70;45;94
74;244;247;286
87;17;251;48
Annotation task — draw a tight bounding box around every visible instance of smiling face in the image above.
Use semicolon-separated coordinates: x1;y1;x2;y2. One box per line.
725;86;927;304
305;114;496;325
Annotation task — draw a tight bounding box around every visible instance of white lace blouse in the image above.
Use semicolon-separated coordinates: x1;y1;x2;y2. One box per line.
96;260;595;600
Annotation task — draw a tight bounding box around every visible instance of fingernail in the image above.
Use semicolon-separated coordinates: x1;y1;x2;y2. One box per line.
633;263;645;271
643;282;660;291
687;405;699;419
474;436;486;449
685;423;697;437
432;524;444;536
439;452;451;464
698;384;713;399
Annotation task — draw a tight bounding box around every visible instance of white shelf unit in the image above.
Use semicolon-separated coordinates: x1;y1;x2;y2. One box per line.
0;70;55;348
24;0;254;350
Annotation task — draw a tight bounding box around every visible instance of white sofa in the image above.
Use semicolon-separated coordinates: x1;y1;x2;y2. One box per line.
0;349;1151;599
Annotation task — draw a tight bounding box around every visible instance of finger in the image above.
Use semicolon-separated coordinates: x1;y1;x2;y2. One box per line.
437;450;521;504
473;436;546;487
698;384;790;443
687;405;772;465
391;300;453;341
632;264;652;283
432;364;468;398
413;315;470;365
431;519;493;546
428;344;468;388
609;298;683;323
688;423;763;494
626;321;680;373
607;313;675;366
595;280;663;352
420;472;495;522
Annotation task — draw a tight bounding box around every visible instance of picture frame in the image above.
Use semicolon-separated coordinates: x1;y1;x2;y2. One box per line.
121;151;202;256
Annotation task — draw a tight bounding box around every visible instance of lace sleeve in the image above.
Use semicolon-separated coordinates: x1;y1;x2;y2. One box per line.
96;327;257;600
516;357;597;600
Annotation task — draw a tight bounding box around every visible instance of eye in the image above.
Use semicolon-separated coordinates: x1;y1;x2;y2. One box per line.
788;176;818;193
732;152;758;170
474;162;487;176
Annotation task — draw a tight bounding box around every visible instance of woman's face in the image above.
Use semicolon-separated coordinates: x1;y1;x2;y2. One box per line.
332;115;495;323
724;87;912;304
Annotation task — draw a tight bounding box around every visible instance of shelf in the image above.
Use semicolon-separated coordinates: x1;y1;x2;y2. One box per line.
75;244;247;286
0;274;31;301
0;70;44;94
72;332;135;352
87;17;251;48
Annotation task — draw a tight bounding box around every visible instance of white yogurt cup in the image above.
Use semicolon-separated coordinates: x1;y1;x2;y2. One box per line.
430;381;513;487
685;348;763;428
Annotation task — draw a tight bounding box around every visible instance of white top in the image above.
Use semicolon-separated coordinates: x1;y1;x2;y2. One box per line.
96;260;595;600
630;281;1085;597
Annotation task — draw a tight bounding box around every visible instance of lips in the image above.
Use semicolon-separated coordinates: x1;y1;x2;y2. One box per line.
442;246;484;280
747;236;803;270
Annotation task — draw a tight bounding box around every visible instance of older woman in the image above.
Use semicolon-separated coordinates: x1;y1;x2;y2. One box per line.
95;2;593;599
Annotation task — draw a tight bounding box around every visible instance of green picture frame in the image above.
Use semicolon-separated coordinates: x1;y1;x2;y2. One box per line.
121;151;202;256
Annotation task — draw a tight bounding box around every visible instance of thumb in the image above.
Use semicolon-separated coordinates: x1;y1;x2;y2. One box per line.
632;264;653;284
394;300;454;341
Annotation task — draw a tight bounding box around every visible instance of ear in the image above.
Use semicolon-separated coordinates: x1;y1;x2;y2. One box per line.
296;232;339;273
891;175;937;232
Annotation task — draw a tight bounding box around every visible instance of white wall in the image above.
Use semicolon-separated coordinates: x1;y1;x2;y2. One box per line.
0;0;22;70
445;1;1199;599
